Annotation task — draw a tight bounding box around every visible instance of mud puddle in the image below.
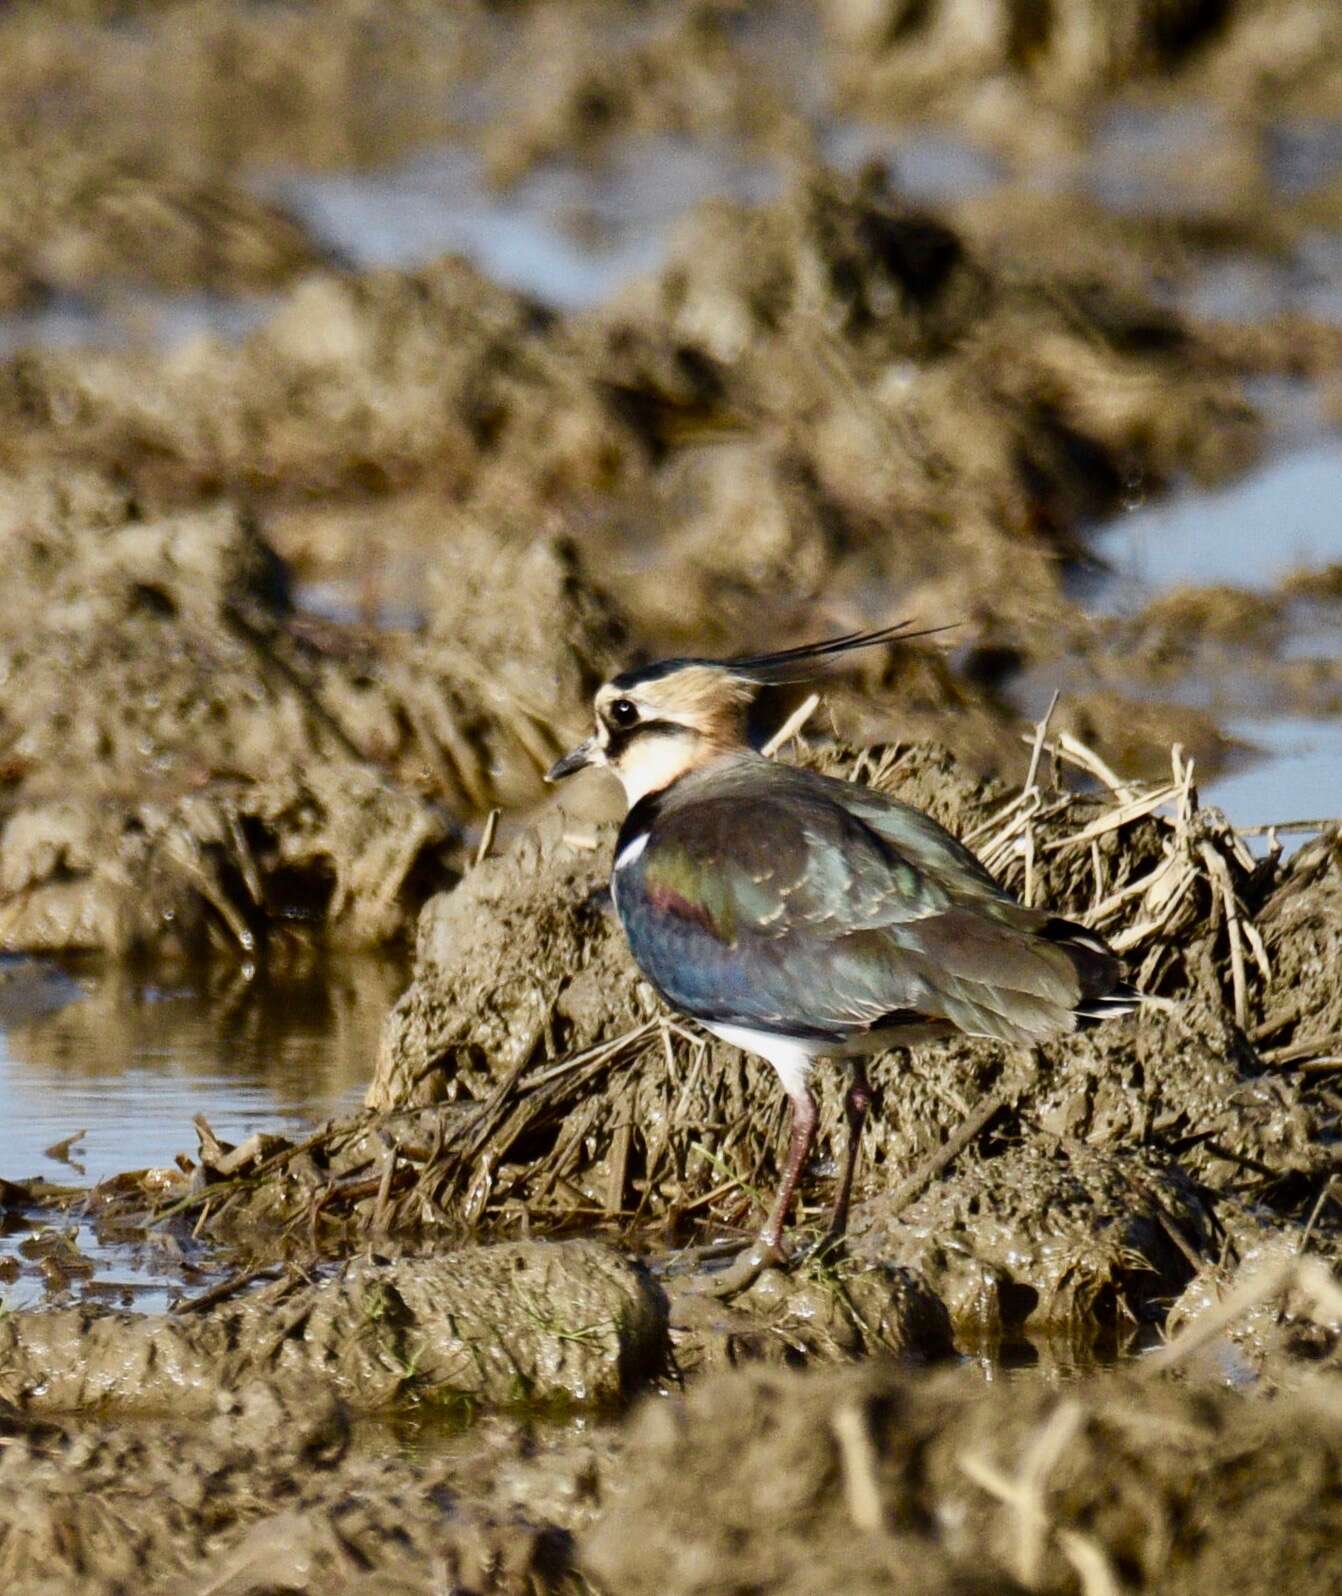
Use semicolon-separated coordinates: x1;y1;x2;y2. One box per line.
1093;439;1342;602
0;132;778;356
1008;352;1342;848
1187;237;1342;325
16;94;1338;356
266;135;781;312
1210;713;1342;844
0;953;404;1310
1094;433;1342;842
0;288;278;361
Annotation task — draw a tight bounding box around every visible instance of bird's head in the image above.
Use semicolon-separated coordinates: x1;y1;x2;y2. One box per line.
546;620;945;806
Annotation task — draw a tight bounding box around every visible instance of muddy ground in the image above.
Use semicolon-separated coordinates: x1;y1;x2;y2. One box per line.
3;734;1340;1591
5;159;1340;953
2;1;1342;1593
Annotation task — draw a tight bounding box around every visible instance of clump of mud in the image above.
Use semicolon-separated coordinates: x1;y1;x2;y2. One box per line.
665;1258;955;1379
583;1361;1342;1596
821;0;1342;151
0;156;1312;791
0;165;1281;624
479;2;803;188
83;736;1334;1358
1079;580;1342;726
0;1239;664;1416
0;1382;602;1595
0;256;552;501
6;1345;1342;1595
0;466;625;953
520;164;1268;669
0;129;322;313
0;0;486;173
369;809;634;1114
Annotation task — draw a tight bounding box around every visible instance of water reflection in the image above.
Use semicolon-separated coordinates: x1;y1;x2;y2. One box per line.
0;951;406;1187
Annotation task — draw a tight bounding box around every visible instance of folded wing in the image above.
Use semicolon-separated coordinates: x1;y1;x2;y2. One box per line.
615;780;1129;1047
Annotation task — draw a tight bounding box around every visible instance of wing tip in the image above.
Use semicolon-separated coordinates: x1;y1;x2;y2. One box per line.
1075;982;1165;1024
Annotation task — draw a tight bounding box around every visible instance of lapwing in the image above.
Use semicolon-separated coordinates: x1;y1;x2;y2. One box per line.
547;624;1138;1289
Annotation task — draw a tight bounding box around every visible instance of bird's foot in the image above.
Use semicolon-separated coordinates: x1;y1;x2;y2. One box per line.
804;1228;850;1273
697;1234;788;1299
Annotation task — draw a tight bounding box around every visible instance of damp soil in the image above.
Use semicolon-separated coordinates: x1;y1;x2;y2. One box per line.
2;2;1342;1592
2;736;1340;1591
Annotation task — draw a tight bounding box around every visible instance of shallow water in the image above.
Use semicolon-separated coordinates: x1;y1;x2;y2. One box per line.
0;954;405;1309
1094;440;1342;603
267;135;781;311
1076;422;1342;842
0;955;402;1186
0;289;277;359
1210;714;1342;836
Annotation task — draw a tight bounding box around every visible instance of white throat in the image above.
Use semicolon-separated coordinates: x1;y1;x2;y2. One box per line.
612;733;702;807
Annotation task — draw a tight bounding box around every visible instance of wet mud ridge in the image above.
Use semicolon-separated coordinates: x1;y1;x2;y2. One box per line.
5;1336;1342;1594
3;737;1342;1591
1;145;1340;959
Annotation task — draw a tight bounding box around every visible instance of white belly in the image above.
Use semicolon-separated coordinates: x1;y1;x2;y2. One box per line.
702;1021;826;1100
703;1017;952;1101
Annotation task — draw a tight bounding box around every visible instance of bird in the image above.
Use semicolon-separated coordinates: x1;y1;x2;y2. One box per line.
546;623;1139;1291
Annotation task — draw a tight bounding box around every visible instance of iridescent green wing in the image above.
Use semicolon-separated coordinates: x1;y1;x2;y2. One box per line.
622;782;1099;1044
619;790;953;1038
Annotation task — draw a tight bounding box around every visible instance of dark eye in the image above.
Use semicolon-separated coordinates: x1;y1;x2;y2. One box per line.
608;698;639;728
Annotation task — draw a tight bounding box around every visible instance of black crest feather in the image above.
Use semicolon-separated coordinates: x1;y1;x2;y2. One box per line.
725;620;955;684
610;620;954;692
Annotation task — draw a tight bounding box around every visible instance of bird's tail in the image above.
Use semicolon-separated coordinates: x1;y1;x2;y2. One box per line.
1037;917;1154;1027
1074;980;1147;1025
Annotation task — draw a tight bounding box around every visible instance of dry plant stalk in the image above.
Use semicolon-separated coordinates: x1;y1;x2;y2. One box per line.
1142;1255;1342;1377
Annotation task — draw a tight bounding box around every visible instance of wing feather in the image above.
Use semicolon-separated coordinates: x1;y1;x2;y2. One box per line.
614;766;1125;1047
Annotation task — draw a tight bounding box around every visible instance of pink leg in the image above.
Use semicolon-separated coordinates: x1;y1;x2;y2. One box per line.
825;1060;873;1243
759;1085;820;1250
705;1083;818;1297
